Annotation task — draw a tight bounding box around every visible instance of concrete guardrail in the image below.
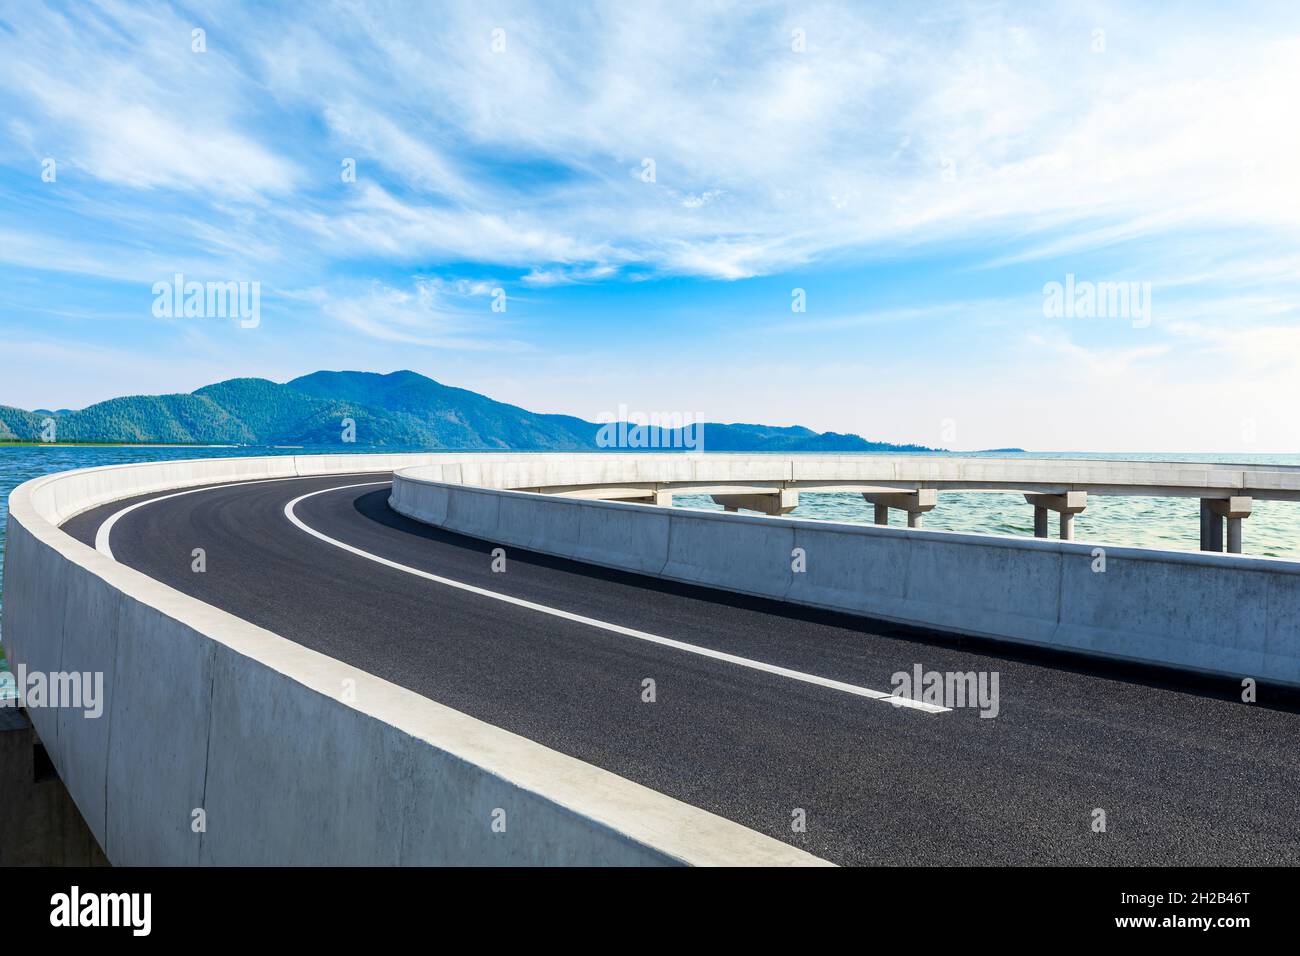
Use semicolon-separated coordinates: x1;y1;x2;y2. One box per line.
390;459;1300;689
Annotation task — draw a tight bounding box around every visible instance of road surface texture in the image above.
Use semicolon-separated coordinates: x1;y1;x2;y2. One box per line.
63;472;1300;866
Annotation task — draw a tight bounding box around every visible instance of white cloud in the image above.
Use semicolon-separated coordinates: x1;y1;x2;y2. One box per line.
1025;331;1173;381
1165;318;1300;371
7;1;1300;282
306;278;524;351
0;2;297;198
521;264;618;286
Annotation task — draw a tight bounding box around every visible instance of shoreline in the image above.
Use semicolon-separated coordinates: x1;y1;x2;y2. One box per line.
0;442;242;448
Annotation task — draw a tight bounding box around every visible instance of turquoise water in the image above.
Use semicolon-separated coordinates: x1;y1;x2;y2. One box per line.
3;446;1299;665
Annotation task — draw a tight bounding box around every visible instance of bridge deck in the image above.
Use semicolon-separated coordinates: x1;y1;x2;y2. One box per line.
62;472;1300;866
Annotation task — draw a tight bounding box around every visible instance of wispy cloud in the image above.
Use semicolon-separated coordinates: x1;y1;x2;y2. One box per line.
305;278;525;351
7;0;1297;287
0;2;298;198
1026;331;1173;381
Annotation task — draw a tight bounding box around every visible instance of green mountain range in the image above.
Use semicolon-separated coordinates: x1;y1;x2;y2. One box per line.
0;370;947;452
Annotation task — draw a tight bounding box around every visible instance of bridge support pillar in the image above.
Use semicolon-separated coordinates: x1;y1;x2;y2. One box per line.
1201;497;1251;554
711;489;799;516
653;489;673;507
863;490;938;529
1024;491;1087;541
0;709;108;865
1200;500;1222;552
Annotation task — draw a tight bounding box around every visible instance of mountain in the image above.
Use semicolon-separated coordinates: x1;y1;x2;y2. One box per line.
285;370;599;449
0;370;950;452
0;406;45;441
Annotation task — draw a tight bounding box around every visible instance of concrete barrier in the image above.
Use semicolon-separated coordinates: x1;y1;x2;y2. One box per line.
391;464;1300;688
3;455;826;866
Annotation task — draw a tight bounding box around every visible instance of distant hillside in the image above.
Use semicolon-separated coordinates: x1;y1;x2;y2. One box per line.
0;370;951;452
0;406;45;441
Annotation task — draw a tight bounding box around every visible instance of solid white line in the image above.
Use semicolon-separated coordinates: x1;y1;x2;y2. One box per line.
284;482;949;713
93;472;386;559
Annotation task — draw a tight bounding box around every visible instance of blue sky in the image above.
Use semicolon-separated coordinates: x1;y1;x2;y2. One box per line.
3;0;1299;452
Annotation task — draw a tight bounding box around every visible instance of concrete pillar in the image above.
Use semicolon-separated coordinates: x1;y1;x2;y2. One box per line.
1024;491;1087;541
1199;500;1222;552
1203;497;1252;554
653;489;673;507
863;490;938;530
0;709;108;865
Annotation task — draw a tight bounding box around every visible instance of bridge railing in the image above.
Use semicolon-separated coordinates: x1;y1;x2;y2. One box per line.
391;460;1300;689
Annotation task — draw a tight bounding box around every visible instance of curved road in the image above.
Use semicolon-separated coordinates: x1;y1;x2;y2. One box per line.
63;472;1300;866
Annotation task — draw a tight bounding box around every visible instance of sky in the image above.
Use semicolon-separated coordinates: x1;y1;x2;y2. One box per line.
2;0;1299;452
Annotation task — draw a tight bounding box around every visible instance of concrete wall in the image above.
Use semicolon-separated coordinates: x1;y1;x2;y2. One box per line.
383;453;1300;500
2;455;825;866
392;466;1300;688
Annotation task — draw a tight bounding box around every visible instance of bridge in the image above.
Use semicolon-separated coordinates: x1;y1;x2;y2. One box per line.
4;453;1300;866
487;454;1300;551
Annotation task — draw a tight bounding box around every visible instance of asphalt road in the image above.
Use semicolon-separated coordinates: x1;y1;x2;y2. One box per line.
64;472;1300;866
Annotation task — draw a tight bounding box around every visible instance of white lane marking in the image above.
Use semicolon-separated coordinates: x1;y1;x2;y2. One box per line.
285;482;949;713
93;472;387;559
